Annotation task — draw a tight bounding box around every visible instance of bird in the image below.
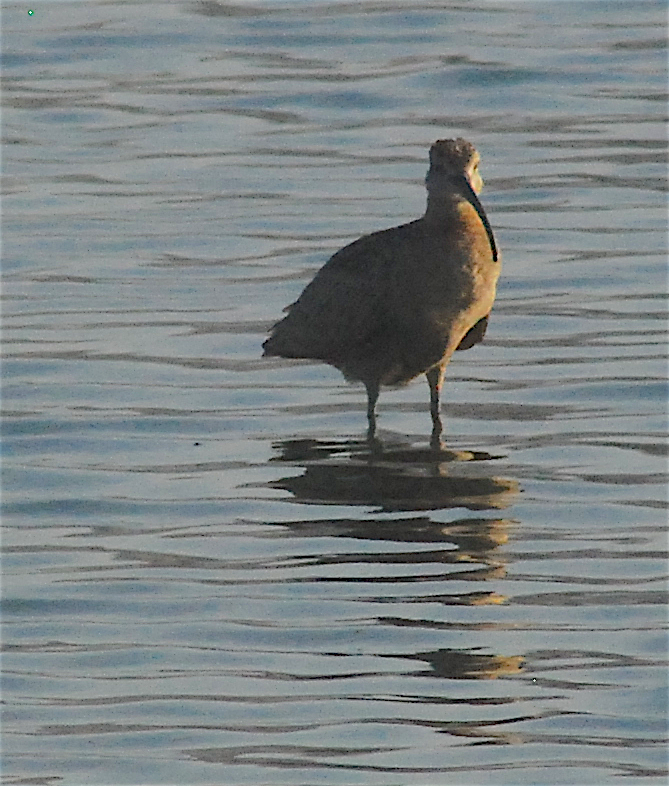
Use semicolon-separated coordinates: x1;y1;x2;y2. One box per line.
263;138;500;442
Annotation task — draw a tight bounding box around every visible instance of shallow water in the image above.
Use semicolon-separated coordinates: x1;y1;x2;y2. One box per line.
2;1;667;784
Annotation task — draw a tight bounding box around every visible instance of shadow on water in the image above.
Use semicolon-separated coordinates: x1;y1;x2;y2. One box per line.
267;434;524;682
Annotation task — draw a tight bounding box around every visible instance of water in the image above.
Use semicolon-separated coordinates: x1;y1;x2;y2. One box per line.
2;1;667;784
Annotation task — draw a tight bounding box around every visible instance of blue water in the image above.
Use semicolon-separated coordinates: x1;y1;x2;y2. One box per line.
2;1;667;784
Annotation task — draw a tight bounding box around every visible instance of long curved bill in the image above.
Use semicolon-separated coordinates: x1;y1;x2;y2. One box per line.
454;174;499;263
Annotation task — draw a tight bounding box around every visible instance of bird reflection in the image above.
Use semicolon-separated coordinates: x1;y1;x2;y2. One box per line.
267;436;524;680
280;516;513;592
269;436;518;513
402;648;525;680
269;435;520;591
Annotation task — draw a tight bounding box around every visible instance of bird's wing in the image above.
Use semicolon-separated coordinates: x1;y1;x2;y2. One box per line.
455;315;489;351
263;227;402;361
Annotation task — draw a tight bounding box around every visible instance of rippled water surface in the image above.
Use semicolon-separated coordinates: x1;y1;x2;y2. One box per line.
2;1;668;784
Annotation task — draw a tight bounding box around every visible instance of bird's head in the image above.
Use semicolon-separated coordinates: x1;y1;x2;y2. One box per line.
426;138;483;193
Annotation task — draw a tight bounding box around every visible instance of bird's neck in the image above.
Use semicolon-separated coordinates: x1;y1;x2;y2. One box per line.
424;177;499;262
424;188;469;223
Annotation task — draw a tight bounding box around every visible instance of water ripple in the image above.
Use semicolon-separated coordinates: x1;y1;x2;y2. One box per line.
2;1;667;784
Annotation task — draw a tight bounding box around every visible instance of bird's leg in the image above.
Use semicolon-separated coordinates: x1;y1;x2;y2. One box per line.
426;365;444;445
364;379;380;441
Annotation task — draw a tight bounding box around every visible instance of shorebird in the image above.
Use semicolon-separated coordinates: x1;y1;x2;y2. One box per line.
263;138;500;441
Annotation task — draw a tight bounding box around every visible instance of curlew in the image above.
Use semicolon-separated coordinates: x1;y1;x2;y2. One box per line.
263;138;500;441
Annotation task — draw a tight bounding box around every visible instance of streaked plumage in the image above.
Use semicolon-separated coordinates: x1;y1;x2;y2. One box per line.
263;138;500;440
